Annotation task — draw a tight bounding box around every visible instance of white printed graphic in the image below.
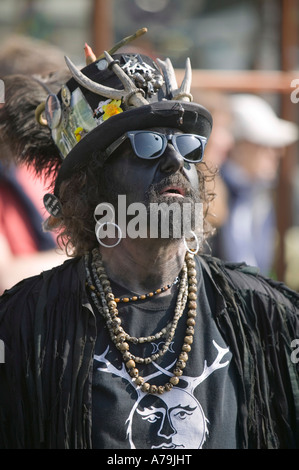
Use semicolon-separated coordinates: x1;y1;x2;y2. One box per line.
95;340;229;449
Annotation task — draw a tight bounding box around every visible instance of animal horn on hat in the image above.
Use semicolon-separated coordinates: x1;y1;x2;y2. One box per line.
156;57;193;102
64;50;149;108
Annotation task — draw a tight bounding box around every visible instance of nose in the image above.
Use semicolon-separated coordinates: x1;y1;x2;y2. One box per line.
159;144;184;174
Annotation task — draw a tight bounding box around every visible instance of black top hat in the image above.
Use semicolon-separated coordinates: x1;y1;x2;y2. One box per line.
41;49;212;195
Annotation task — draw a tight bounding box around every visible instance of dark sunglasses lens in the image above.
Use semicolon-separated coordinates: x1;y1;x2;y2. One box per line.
133;132;164;159
175;135;203;162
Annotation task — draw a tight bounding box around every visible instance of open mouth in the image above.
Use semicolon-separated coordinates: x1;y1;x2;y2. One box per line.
159;186;185;197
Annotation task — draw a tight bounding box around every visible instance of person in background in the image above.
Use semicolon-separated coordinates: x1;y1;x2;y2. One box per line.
216;94;298;276
190;90;234;254
0;35;69;293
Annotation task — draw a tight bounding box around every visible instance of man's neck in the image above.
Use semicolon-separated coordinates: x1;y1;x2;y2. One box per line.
99;238;187;294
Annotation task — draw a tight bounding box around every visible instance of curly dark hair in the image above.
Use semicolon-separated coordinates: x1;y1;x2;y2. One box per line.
49;151;217;257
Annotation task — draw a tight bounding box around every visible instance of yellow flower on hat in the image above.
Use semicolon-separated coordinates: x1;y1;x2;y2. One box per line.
74;127;84;142
102;99;123;121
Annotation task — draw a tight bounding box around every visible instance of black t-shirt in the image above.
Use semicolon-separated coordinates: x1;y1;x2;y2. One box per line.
91;257;239;449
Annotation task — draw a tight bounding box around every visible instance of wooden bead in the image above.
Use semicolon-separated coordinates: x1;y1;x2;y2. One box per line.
176;360;186;369
117;342;129;351
126;359;135;369
129;368;139;378
188;292;197;300
116;333;126;342
188;300;197;309
188;268;197;277
141;382;150;392
179;352;188;361
98;273;108;280
164;383;173;392
188;309;197;318
113;326;124;335
170;376;179;385
130;336;138;345
186;260;196;267
135;376;144;386
182;343;191;352
96;266;105;273
184;335;193;344
186;326;195;335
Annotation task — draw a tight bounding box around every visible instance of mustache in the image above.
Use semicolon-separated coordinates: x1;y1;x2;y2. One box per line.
144;173;199;203
148;173;193;196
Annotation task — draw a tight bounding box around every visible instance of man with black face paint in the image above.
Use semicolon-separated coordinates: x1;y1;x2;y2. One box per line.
0;30;298;450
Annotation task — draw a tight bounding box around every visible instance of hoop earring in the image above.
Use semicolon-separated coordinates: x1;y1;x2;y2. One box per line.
95;222;122;248
184;230;199;255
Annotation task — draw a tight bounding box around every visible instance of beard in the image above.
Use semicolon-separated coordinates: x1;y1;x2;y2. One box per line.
100;169;203;242
143;173;203;240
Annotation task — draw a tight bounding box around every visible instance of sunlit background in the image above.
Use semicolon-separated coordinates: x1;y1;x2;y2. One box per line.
0;0;293;69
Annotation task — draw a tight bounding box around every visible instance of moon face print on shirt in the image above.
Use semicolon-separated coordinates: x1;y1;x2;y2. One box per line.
94;339;230;449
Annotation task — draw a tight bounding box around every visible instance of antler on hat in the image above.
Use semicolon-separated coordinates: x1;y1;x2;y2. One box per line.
0;28;213;209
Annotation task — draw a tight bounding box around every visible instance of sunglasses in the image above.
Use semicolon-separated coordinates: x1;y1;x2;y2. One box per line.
104;131;207;163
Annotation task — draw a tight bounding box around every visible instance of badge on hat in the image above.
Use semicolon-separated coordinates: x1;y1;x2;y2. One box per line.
43;193;63;217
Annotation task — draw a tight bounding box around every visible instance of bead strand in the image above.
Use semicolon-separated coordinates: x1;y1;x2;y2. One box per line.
88;255;188;365
114;276;179;304
85;248;197;395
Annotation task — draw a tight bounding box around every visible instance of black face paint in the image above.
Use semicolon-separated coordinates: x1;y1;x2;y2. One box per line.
100;130;202;239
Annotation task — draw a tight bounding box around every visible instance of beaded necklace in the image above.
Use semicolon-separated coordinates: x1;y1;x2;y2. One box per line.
85;248;198;395
114;276;179;304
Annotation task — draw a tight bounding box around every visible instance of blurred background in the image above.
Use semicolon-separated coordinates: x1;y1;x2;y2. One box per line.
0;0;298;289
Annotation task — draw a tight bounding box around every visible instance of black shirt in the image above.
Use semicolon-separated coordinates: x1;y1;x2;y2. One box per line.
91;257;239;449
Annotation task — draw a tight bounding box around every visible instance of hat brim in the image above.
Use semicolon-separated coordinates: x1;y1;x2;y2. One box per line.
54;100;212;194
